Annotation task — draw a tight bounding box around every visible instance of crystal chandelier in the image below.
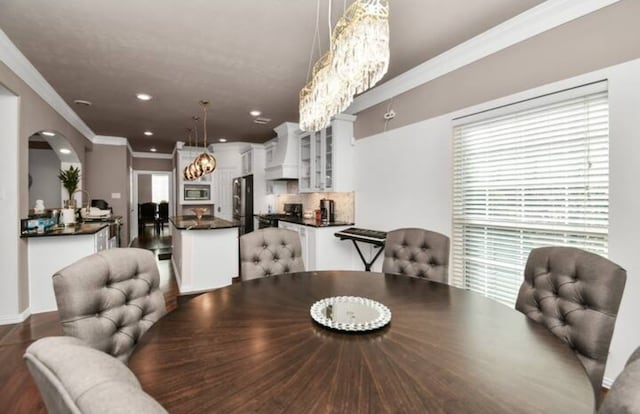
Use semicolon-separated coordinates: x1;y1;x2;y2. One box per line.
299;0;390;132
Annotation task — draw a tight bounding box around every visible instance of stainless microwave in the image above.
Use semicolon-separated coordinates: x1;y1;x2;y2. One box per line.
184;184;210;201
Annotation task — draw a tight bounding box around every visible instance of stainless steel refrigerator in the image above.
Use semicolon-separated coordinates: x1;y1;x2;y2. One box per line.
232;175;253;235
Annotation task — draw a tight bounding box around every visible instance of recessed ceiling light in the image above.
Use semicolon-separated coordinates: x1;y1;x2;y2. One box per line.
59;148;71;154
219;138;227;143
144;131;153;136
150;147;157;152
41;131;55;137
73;99;92;106
249;110;261;117
137;93;152;101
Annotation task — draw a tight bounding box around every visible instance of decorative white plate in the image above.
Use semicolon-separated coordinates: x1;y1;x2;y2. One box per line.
310;296;391;332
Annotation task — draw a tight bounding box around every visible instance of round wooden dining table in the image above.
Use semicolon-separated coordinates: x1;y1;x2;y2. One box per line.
128;271;594;413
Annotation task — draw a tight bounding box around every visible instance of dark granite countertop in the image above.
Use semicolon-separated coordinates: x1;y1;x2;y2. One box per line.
169;216;239;230
274;216;354;228
21;222;109;238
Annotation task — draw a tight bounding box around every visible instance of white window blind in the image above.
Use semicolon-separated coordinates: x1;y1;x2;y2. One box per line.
452;84;609;307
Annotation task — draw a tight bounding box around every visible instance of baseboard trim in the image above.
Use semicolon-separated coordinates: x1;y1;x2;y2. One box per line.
0;307;31;325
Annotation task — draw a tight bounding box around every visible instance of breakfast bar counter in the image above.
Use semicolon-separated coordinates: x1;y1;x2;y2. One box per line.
170;216;239;294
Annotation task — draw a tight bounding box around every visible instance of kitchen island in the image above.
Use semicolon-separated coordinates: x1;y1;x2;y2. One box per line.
22;222;111;313
170;216;239;294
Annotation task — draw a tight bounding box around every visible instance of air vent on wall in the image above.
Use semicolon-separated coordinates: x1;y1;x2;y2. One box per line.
253;117;271;125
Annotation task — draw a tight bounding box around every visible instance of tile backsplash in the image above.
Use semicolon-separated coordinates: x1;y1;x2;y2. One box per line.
276;192;355;223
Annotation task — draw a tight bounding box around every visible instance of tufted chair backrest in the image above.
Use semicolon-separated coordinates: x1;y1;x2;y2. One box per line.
53;248;167;363
382;228;450;283
515;246;626;399
240;228;305;281
24;336;168;414
598;346;640;414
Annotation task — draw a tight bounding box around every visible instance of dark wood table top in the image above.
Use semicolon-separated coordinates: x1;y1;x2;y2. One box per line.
129;271;594;413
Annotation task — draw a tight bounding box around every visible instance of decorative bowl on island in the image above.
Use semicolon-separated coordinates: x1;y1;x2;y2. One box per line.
191;208;208;220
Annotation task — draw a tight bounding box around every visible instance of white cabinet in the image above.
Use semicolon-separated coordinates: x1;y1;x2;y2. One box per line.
177;147;214;205
241;149;253;176
28;226;113;313
298;114;356;193
265;140;277;169
94;227;109;252
213;167;236;220
279;221;310;267
278;221;356;271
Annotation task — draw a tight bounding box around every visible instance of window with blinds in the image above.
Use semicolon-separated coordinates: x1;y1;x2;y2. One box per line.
451;83;609;307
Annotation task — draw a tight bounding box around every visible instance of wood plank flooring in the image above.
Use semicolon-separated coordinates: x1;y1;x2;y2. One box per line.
0;231;182;413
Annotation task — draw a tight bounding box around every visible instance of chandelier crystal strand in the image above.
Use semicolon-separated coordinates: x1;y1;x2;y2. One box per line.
300;0;389;132
195;100;217;174
332;0;390;95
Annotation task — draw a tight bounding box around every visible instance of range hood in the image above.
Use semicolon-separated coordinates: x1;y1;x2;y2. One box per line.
265;122;300;180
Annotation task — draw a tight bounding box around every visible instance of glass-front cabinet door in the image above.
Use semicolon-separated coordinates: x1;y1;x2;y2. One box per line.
314;131;322;191
299;134;312;191
323;126;333;191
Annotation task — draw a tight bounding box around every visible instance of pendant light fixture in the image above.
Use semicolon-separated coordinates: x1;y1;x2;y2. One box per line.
183;128;196;181
194;100;217;174
299;0;390;132
187;116;204;180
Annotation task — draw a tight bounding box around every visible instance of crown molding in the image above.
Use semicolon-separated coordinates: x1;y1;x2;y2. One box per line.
346;0;621;114
93;135;128;146
132;151;173;159
0;29;95;141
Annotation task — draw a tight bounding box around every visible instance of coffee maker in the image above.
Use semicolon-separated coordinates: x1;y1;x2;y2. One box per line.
320;199;335;223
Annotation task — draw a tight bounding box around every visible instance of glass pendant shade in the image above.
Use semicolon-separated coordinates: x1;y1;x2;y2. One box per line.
188;161;203;179
184;165;194;181
195;152;216;174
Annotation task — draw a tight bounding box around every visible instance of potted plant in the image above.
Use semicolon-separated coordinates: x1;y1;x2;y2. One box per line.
58;166;80;209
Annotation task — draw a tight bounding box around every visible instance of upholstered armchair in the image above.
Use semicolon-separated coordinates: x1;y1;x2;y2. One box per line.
515;246;626;400
240;228;305;281
382;228;450;283
52;248;167;363
24;336;167;414
599;346;640;413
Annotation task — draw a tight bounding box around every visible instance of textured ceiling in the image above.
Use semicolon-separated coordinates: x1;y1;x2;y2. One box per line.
0;0;543;153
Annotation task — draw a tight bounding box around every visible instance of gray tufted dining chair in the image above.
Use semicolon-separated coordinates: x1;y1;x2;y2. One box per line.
24;336;168;414
382;228;450;283
52;248;167;363
515;246;626;400
240;228;305;281
598;346;640;414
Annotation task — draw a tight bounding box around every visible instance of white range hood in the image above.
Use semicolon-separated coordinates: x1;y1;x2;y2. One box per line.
265;122;300;180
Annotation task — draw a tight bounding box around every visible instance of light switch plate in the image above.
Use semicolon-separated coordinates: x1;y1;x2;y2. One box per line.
111;193;121;199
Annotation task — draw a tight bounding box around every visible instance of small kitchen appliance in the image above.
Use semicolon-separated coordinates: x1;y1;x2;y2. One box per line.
320;199;335;223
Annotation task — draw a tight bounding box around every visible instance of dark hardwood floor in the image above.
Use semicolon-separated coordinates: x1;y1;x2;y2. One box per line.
0;229;183;412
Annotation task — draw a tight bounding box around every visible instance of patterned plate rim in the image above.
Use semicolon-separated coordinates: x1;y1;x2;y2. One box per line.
309;296;392;332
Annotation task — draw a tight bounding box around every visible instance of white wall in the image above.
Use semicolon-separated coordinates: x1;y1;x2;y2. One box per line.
354;58;640;385
28;148;62;209
0;87;22;322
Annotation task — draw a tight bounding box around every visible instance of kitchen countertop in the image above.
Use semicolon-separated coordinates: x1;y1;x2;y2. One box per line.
170;216;239;230
21;222;109;238
256;214;354;228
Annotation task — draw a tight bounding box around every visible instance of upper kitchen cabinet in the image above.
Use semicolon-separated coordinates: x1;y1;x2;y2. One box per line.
298;114;356;193
240;144;264;176
177;146;214;205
